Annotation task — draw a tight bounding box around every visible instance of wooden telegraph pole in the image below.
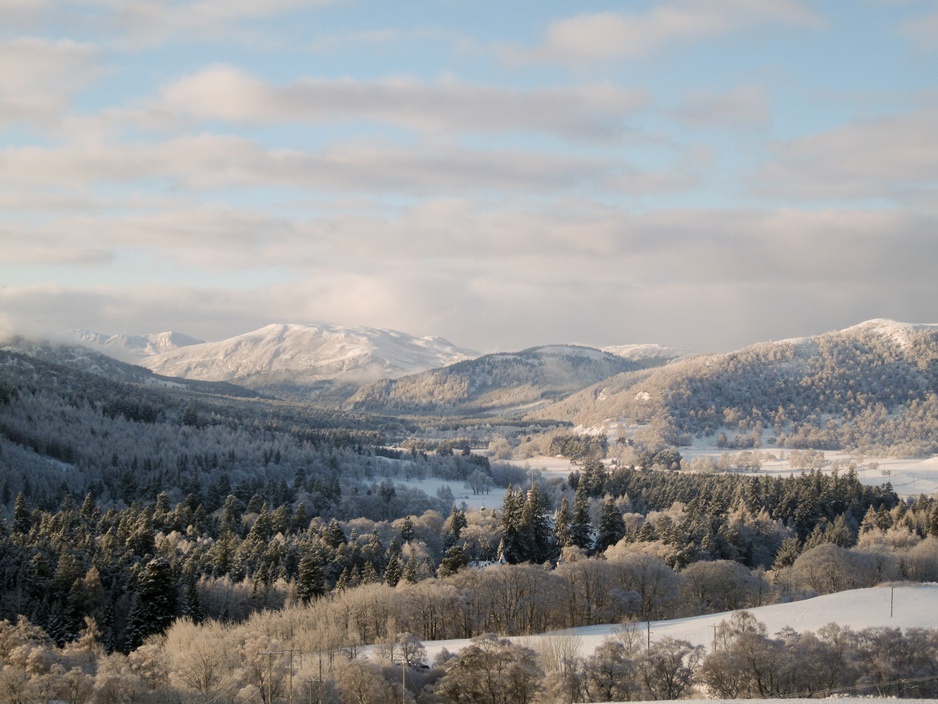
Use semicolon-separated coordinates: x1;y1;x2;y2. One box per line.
257;651;277;704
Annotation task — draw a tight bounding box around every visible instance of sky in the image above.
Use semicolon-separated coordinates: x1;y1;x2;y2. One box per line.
1;0;937;354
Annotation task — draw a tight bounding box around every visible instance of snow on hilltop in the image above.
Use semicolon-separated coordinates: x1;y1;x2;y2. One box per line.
843;318;938;348
66;329;204;361
601;343;686;362
138;323;478;385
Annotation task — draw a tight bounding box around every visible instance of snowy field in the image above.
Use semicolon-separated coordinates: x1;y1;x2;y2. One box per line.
360;584;938;704
396;475;497;512
654;700;936;704
679;445;938;498
414;583;938;662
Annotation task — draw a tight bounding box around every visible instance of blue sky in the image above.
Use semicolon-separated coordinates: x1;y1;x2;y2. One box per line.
2;0;937;353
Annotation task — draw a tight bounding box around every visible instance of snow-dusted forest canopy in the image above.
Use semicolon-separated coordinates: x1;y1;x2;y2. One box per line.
530;323;938;456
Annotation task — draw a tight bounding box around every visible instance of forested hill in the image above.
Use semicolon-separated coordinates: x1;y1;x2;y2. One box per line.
531;319;938;455
0;346;428;513
2;338;259;398
344;345;659;416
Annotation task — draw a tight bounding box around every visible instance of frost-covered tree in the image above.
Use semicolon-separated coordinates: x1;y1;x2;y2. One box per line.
128;558;177;649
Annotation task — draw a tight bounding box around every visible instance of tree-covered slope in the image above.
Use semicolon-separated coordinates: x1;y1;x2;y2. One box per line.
531;320;938;455
344;345;658;416
2;337;260;398
0;346;423;512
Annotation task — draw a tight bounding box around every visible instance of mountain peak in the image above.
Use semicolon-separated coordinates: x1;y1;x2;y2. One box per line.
138;322;477;386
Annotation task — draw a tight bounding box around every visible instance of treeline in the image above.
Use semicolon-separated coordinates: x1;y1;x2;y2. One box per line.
2;457;934;655
2;563;938;703
562;461;902;567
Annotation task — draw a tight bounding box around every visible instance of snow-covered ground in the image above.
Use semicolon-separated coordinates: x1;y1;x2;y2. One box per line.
393;475;497;512
386;444;938;518
415;583;938;663
679;443;938;498
360;584;938;704
659;700;935;704
513;448;938;500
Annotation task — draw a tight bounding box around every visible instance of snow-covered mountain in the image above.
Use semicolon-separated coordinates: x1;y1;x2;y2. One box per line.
137;323;478;386
530;318;938;454
67;329;204;361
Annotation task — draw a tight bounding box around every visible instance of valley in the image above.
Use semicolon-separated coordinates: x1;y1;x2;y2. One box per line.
1;318;937;702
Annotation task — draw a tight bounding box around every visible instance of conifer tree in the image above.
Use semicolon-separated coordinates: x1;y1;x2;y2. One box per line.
322;518;347;549
403;555;418;584
519;483;554;563
12;492;29;535
498;486;523;563
439;545;470;576
384;553;403;587
444;505;468;548
554;496;572;547
772;536;801;570
595;498;626;553
399;516;415;543
295;547;326;603
183;573;205;624
128;558;177;649
569;484;593;551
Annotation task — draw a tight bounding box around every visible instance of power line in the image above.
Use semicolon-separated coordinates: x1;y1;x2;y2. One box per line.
769;673;938;699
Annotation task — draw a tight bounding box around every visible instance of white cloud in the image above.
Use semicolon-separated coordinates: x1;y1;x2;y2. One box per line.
756;106;938;202
502;0;823;64
672;84;771;130
3;202;936;352
70;0;341;47
898;7;938;51
0;0;46;26
157;64;648;138
0;38;99;125
0;134;616;194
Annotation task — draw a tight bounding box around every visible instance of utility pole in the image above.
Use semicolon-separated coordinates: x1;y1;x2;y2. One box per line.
318;652;323;704
283;648;302;704
259;648;303;704
258;651;277;704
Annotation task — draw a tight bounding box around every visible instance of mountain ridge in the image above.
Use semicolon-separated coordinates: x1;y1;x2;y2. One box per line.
344;343;668;416
135;322;479;388
529;318;938;455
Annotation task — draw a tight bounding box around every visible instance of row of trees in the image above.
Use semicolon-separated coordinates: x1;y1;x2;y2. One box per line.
3;597;937;703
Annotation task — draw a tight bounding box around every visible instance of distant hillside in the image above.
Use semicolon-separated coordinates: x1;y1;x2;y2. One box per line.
1;337;259;398
138;323;477;390
531;319;938;456
345;345;666;416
